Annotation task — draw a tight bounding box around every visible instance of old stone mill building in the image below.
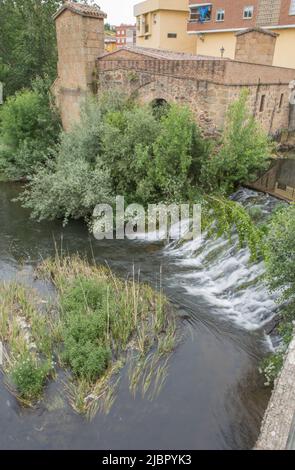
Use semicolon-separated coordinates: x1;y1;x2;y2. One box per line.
53;2;295;139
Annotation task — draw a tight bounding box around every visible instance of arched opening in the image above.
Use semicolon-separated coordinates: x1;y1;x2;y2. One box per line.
150;98;170;120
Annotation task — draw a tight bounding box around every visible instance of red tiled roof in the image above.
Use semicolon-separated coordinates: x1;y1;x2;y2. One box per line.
53;2;107;20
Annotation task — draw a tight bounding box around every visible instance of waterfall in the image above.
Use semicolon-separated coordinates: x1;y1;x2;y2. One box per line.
164;188;282;332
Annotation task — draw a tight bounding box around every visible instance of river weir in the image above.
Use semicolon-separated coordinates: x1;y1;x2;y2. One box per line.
0;183;283;449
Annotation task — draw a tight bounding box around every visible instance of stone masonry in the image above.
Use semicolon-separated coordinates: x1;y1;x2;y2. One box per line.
256;334;295;450
53;2;107;130
53;2;295;137
96;45;295;136
235;28;279;65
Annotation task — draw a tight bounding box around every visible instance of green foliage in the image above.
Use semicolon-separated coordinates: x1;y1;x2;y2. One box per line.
152;104;210;201
200;90;271;194
60;278;112;382
0;78;60;179
17;89;272;240
0;0;59;97
261;204;295;383
201;194;264;260
11;355;51;401
260;351;284;387
265;204;295;302
18;158;112;223
102;104;160;201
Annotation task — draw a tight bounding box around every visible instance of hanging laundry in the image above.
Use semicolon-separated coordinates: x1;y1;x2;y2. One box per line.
198;6;210;23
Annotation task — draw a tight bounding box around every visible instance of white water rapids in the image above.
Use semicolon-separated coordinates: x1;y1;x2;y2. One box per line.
163;188;282;333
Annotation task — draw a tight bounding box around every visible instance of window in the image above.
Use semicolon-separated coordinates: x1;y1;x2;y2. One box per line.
189;4;212;23
260;95;266;112
243;6;254;19
279;93;284;108
216;9;225;21
290;0;295;15
168;33;177;38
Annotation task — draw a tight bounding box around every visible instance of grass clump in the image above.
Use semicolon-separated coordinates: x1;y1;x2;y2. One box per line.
10;355;51;401
37;255;177;417
0;283;54;405
0;256;177;416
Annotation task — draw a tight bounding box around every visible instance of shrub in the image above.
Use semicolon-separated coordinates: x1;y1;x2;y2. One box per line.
153;104;209;201
0;78;60;179
262;204;295;382
102;104;160;201
60;278;112;382
200;90;271;194
18;158;113;223
62;339;111;382
265;204;295;302
11;355;50;401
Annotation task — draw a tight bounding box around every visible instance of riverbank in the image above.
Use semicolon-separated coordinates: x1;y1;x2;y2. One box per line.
256;332;295;450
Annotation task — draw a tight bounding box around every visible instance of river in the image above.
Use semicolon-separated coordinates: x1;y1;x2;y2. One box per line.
0;183;279;450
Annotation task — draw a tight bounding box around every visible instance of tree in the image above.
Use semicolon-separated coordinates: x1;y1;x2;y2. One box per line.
200;90;271;194
0;77;61;178
0;0;61;97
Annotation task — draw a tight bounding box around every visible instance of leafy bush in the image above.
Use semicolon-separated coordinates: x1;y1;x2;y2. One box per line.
152;104;210;201
262;204;295;382
60;278;112;382
265;204;295;302
18;90;272;224
0;78;60;179
200;90;271;194
62;339;111;382
102;104;160;201
18;158;113;224
260;352;284;387
11;355;50;401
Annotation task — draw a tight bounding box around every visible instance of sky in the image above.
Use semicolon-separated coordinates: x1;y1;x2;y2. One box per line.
95;0;139;25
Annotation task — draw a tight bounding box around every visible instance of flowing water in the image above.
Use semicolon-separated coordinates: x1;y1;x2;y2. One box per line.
0;183;282;450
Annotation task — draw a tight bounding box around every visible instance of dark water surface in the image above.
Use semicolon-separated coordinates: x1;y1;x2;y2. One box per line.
0;183;272;450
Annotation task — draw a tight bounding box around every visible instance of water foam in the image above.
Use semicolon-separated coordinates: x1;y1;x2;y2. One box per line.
164;188;281;331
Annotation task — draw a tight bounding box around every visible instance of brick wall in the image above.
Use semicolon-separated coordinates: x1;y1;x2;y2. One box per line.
188;0;259;32
279;0;295;25
188;0;295;32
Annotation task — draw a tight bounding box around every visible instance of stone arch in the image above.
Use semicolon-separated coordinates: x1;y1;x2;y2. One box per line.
135;80;175;108
150;98;170;119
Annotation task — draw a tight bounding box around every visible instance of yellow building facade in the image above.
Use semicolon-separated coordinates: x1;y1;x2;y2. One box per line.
134;0;197;53
187;1;295;69
189;29;295;69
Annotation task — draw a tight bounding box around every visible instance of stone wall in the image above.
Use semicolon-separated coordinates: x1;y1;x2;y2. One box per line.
235;29;278;65
256;334;295;450
96;50;295;135
54;8;105;130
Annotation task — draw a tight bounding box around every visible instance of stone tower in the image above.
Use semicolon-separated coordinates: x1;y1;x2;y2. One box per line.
53;2;107;130
235;28;279;66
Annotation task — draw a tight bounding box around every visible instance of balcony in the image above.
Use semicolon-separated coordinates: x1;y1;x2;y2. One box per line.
189;3;212;23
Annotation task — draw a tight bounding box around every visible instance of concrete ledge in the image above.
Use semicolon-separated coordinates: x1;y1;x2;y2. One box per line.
256;334;295;450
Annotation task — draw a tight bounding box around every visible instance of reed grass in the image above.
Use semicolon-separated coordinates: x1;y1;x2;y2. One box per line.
0;254;177;417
